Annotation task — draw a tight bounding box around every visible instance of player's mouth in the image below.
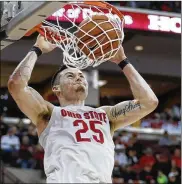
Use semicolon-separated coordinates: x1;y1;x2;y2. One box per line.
74;82;85;86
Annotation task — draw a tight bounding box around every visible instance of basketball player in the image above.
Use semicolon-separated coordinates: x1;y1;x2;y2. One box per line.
8;30;158;183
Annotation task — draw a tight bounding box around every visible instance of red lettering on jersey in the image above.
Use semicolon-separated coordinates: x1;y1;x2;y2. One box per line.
89;111;94;119
73;120;91;142
76;113;82;119
103;113;107;123
96;113;107;123
61;109;82;119
67;110;73;117
61;109;67;117
94;112;99;120
72;112;77;118
90;120;104;143
73;120;104;144
83;112;90;119
83;111;107;123
98;113;103;121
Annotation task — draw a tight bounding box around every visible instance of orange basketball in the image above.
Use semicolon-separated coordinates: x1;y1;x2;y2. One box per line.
76;15;123;60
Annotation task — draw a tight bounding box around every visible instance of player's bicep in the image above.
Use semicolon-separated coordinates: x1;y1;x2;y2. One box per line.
101;100;151;131
10;86;48;125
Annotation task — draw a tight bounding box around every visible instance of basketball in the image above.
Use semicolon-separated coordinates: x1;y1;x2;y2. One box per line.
76;15;123;60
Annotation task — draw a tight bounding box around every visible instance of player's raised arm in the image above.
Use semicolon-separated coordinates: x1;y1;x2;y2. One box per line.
101;46;158;133
8;32;56;125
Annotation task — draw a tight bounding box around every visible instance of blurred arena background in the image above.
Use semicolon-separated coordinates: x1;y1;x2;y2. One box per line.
0;1;181;184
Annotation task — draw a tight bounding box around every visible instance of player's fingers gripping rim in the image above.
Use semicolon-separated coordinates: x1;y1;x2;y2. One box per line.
40;26;62;43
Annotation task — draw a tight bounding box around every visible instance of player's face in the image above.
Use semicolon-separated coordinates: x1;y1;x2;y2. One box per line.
59;68;88;101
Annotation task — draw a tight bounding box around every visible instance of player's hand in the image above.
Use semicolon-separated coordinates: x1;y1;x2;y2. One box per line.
110;46;127;64
34;27;57;53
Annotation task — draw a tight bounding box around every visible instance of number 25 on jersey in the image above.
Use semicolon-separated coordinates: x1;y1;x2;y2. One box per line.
73;120;104;144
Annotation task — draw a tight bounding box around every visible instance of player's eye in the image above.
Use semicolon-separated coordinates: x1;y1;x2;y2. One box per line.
67;74;73;78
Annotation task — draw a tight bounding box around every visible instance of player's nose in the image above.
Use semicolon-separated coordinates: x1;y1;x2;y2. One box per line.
75;75;82;82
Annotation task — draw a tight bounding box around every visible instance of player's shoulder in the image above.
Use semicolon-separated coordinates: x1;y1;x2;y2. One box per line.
97;105;112;114
78;105;106;113
45;101;54;112
84;105;107;112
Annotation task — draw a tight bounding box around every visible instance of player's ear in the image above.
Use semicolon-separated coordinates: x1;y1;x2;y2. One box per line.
52;85;60;92
52;85;62;97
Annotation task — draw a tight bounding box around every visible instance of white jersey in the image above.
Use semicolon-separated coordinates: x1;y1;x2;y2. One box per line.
39;105;115;183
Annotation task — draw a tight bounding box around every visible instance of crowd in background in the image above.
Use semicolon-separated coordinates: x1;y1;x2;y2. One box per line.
108;1;181;13
0;1;181;183
113;131;181;184
0;104;181;183
140;104;181;134
1;123;44;171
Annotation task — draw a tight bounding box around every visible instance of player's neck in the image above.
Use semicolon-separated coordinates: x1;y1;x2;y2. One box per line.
59;99;85;107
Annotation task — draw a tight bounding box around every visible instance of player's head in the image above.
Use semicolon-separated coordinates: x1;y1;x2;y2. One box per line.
51;65;88;102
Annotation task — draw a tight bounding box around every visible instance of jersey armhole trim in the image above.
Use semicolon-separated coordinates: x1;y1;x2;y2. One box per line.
38;106;57;140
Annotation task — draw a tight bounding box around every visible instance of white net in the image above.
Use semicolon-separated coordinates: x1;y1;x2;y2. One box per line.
42;2;124;69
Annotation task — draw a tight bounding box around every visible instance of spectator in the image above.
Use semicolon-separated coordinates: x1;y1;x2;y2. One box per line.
126;1;137;8
150;2;162;11
25;124;38;145
126;147;139;166
170;159;181;182
171;104;181;121
150;113;163;129
171;147;181;168
168;172;180;184
114;150;128;166
11;125;20;137
1;127;20;151
0;115;8;136
160;2;173;12
126;136;143;158
119;130;131;145
110;1;181;13
169;134;180;146
33;144;44;170
173;1;181;13
1;127;20;164
112;160;122;178
139;147;156;168
119;1;127;7
112;177;124;184
141;114;152;128
16;135;34;168
125;137;135;148
139;164;155;184
157;170;168;184
137;1;150;9
114;137;125;151
152;153;171;178
158;131;174;146
163;108;172;121
131;133;143;158
121;164;137;183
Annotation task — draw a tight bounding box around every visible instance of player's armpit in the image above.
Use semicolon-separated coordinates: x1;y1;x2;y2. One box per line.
100;99;156;132
8;84;53;125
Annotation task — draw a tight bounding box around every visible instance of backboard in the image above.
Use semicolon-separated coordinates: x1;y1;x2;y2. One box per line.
0;1;67;50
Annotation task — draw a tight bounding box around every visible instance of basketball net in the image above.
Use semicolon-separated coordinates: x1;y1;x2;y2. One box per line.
39;2;125;69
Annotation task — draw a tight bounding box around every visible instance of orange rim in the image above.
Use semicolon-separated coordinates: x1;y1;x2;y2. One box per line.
83;1;124;22
25;23;42;36
37;27;65;41
25;1;124;41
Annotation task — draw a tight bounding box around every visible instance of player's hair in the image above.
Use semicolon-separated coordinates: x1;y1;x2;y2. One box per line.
51;65;68;88
51;65;76;88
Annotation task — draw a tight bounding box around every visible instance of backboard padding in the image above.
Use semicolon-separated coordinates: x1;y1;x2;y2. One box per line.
1;1;67;50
